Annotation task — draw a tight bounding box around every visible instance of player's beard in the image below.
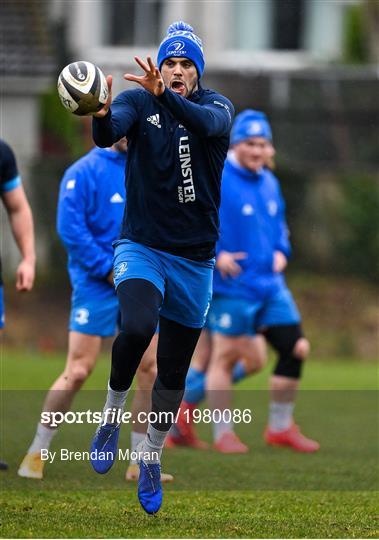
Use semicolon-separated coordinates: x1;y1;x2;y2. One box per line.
186;79;198;97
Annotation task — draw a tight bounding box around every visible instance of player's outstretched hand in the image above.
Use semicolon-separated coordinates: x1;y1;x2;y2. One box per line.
92;75;113;117
124;56;165;97
16;259;35;292
216;251;247;279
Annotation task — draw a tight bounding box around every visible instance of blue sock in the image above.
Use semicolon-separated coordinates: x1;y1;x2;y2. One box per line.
232;361;247;383
184;363;247;406
183;367;206;404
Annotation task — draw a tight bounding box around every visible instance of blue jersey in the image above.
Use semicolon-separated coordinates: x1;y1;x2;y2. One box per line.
213;155;291;302
0;139;22;284
92;86;234;261
57;147;127;296
0;139;21;193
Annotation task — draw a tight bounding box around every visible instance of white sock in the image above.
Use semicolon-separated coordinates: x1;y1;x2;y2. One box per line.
28;423;57;453
213;418;233;442
103;381;129;424
269;402;294;432
130;431;145;464
140;424;167;464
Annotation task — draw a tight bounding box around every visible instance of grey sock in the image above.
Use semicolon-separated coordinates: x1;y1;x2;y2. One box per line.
140;424;167;464
103;381;129;424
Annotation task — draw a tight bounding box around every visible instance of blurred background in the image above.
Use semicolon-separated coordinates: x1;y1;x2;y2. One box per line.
1;0;378;359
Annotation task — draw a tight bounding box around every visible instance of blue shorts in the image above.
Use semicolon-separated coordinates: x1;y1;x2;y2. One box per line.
208;288;301;336
0;286;4;329
69;288;119;337
113;239;215;328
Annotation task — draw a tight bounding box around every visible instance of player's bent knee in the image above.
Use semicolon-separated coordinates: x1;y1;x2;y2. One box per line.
265;323;306;379
252;353;267;373
273;353;302;379
293;337;310;360
67;363;91;385
119;317;156;345
213;336;242;369
240;337;267;374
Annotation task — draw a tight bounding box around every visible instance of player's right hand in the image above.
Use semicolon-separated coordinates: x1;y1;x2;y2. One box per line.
124;56;165;97
216;251;247;279
16;258;35;292
92;75;113;117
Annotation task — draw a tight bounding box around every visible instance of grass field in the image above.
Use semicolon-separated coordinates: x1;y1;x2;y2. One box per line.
1;349;378;538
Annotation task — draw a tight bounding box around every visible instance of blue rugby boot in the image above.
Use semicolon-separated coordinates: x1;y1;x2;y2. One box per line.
138;459;163;514
90;422;120;474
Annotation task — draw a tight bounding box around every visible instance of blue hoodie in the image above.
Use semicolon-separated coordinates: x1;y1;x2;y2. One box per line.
213;155;291;302
57;147;127;295
93;86;234;261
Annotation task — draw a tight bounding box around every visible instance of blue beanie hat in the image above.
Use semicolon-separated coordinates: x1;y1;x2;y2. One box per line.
230;109;272;145
157;21;205;78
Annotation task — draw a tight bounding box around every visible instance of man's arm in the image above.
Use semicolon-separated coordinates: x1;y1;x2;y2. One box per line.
157;88;233;137
275;187;292;260
272;182;291;273
2;186;36;291
91;75;139;148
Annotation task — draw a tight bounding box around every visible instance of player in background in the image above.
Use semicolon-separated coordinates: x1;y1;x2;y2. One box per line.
166;319;267;450
18;139;172;482
204;110;319;453
166;141;276;451
0;139;36;470
89;21;234;514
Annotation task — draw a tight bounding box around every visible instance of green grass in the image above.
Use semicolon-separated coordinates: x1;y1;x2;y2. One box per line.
1;349;378;538
2;491;377;538
2;348;377;390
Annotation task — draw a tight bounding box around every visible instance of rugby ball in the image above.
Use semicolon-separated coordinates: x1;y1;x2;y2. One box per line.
57;61;108;116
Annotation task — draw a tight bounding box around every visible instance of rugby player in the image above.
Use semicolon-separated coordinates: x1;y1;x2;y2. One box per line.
205;110;319;453
89;21;234;514
0;139;36;470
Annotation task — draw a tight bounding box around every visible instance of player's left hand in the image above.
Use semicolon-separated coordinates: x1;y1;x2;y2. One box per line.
16;259;35;291
124;56;165;96
273;251;287;273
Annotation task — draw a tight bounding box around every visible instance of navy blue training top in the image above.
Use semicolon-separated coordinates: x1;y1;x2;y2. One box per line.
93;86;234;260
0;139;20;193
0;139;22;285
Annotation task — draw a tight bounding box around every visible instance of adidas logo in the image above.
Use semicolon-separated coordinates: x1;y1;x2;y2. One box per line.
110;192;124;203
147;114;161;128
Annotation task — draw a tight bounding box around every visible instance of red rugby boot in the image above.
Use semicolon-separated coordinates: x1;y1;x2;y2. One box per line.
264;424;320;453
165;402;209;449
213;432;249;454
